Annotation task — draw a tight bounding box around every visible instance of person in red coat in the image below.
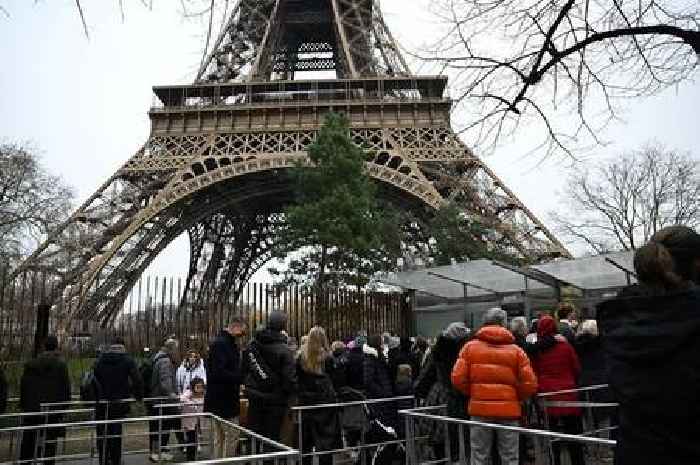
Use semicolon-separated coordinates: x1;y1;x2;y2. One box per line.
531;316;585;465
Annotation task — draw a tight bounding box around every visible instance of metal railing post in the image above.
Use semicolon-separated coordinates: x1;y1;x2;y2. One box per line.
458;423;466;464
297;409;303;464
157;404;163;462
404;413;416;465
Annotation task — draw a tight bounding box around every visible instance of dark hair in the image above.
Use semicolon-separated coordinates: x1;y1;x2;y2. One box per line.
634;226;700;290
190;377;205;390
44;335;58;352
557;302;575;320
367;334;382;351
228;316;246;327
415;336;428;351
111;336;125;346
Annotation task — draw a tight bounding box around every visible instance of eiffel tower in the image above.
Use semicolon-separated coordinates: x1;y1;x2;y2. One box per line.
15;0;569;327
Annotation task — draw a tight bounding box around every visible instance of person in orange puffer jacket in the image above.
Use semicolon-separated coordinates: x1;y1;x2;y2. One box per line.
451;308;537;465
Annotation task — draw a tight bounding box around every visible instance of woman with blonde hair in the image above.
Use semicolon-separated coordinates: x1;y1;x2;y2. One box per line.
296;326;341;465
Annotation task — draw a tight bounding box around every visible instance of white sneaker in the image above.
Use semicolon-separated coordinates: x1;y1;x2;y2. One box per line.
149;453;160;462
160;452;174;461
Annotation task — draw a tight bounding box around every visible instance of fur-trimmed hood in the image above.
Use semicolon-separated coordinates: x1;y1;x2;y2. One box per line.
362;344;379;358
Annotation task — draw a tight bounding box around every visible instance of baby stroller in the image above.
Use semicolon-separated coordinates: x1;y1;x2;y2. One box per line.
337;388;406;465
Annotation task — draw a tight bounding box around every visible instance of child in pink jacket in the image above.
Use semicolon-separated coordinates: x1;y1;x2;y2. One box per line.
180;377;205;460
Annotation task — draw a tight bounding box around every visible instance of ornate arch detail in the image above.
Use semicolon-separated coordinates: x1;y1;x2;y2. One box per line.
73;154;443;317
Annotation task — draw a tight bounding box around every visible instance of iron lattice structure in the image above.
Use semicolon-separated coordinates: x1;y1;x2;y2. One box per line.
15;0;569;329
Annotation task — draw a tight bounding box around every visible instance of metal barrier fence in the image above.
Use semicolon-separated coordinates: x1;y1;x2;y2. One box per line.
403;385;618;465
0;401;297;465
291;395;417;465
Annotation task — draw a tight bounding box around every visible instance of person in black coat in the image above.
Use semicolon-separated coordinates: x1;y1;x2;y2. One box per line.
573;320;616;439
363;334;394;426
93;337;144;465
243;311;298;443
345;336;366;392
296;327;341;465
388;337;413;388
414;323;470;460
328;341;349;392
205;317;247;420
597;226;700;465
19;336;71;465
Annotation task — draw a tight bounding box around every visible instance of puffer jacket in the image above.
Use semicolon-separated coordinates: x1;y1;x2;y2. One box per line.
597;285;700;465
531;316;581;417
451;325;537;419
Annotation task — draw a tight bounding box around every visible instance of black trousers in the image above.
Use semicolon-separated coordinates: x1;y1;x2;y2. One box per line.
301;422;333;465
549;416;585;465
146;402;159;452
95;406;125;465
247;400;287;446
185;430;197;460
20;416;59;465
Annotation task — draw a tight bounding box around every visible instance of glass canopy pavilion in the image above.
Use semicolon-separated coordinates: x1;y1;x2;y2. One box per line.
378;251;636;336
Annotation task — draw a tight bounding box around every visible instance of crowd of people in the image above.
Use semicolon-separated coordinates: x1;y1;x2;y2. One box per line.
1;225;699;465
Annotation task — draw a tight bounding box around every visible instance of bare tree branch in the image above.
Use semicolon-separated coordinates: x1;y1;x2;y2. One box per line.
551;143;699;253
75;0;89;40
425;0;699;157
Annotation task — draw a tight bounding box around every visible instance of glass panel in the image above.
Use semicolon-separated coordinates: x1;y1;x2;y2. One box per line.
532;251;636;290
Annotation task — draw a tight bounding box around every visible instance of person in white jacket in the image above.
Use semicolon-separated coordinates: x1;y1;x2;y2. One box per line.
176;350;207;395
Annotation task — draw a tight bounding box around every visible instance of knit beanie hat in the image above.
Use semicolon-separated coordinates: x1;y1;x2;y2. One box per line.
267;311;288;332
444;322;470;340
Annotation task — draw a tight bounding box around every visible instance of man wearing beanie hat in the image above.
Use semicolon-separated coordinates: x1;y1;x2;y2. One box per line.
243;310;297;444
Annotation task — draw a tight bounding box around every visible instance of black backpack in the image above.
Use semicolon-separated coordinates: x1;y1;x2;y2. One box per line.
244;341;278;393
80;370;102;402
139;357;155;398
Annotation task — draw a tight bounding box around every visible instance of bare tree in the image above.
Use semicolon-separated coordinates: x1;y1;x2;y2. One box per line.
0;143;74;268
551;144;700;253
421;0;699;157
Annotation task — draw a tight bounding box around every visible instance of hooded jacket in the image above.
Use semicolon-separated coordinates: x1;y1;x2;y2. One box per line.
243;328;297;405
362;344;393;400
451;325;537;419
597;286;700;465
151;350;177;399
20;350;71;413
94;344;144;417
531;316;581;417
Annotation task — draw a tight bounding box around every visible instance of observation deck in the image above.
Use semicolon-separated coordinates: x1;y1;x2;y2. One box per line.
149;76;452;134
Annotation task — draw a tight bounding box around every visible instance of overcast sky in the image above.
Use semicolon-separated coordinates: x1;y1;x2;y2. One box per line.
1;0;698;281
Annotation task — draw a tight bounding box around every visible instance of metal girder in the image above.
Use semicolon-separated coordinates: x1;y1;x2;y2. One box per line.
196;0;409;81
181;209;282;310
